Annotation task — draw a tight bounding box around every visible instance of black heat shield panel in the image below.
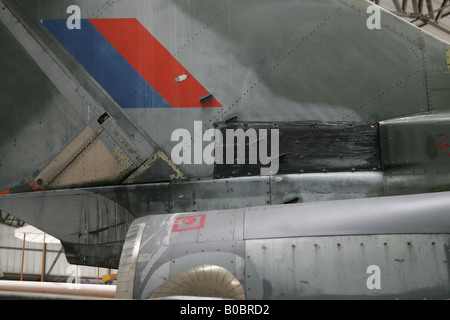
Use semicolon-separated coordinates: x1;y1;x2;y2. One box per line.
214;121;380;178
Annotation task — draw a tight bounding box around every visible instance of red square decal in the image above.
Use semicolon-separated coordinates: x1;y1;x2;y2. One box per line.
172;214;206;232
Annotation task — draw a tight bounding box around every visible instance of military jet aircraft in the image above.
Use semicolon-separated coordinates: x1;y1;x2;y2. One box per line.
0;0;449;299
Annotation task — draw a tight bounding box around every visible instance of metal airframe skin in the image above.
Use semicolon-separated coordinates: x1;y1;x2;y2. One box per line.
1;0;449;189
117;192;450;299
0;0;449;299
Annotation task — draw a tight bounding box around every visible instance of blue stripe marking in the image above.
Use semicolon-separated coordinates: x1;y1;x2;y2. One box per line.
42;19;171;109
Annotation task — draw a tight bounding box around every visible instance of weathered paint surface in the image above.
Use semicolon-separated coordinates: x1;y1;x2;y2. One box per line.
0;0;449;299
246;235;449;299
116;192;450;299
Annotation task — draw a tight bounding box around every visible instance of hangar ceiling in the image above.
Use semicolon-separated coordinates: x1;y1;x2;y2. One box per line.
375;0;450;43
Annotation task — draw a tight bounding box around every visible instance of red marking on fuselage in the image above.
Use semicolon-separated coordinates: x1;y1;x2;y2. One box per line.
29;181;45;192
89;19;222;108
172;214;206;232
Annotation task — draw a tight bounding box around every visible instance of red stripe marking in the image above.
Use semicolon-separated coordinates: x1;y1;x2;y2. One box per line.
89;19;222;108
0;189;10;195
